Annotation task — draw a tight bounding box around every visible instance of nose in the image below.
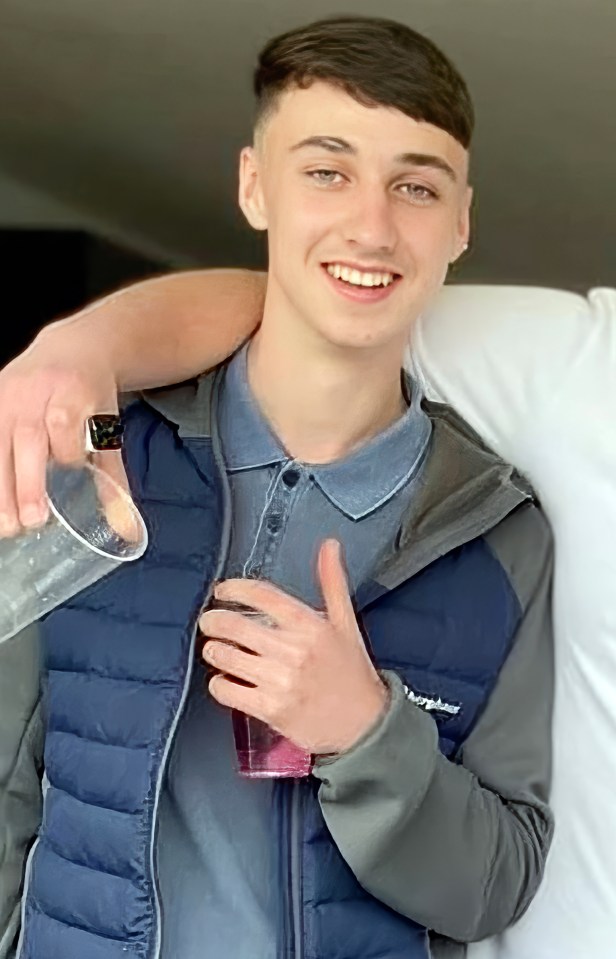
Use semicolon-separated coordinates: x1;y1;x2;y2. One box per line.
342;186;398;254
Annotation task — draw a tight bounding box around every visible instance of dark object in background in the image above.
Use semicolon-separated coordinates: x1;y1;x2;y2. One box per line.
0;228;163;367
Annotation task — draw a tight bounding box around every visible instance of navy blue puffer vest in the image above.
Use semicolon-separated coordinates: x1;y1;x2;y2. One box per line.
18;396;520;959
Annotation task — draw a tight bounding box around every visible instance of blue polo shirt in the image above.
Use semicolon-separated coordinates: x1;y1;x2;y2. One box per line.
157;340;432;958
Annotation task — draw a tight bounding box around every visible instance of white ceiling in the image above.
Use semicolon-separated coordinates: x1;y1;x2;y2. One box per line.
0;0;613;290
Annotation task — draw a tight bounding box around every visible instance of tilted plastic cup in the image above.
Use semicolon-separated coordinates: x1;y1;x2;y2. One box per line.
0;459;147;644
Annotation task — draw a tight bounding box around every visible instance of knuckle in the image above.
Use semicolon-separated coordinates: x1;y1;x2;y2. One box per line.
45;406;73;431
276;666;295;697
207;641;224;665
291;640;310;666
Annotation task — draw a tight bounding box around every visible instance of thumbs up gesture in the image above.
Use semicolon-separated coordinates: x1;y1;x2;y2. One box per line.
199;538;390;756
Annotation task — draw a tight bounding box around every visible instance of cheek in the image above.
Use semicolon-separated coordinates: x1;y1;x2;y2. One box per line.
411;216;456;271
270;198;334;266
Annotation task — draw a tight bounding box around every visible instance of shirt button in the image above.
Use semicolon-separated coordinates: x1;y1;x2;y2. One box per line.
282;468;300;488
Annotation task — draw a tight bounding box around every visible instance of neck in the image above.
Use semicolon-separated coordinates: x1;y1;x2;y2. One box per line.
245;285;410;465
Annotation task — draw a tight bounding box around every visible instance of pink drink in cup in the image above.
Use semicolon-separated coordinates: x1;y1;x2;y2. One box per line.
205;598;312;778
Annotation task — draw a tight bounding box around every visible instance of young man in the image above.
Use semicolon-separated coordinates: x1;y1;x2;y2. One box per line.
1;16;554;959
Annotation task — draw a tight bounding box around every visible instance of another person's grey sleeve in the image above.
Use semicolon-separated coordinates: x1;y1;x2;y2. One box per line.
0;625;44;959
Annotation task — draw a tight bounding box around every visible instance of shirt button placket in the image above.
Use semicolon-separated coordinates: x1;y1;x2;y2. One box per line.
261;463;298;569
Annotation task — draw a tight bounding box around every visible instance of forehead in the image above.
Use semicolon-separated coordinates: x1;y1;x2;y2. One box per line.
260;80;468;178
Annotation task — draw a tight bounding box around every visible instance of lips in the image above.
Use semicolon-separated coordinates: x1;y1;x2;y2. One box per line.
323;261;402;287
320;263;401;303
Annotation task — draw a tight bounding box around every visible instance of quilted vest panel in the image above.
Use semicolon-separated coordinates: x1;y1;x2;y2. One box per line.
19;404;224;959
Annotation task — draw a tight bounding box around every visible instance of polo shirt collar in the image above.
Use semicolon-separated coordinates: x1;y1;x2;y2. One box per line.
218;340;432;521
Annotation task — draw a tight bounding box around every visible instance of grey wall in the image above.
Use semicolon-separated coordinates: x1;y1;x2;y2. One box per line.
0;0;614;290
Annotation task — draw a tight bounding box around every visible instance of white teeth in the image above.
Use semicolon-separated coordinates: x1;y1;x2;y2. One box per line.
326;264;396;287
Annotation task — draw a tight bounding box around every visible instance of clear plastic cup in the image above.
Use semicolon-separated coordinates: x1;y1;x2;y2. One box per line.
0;459;147;644
206;598;313;778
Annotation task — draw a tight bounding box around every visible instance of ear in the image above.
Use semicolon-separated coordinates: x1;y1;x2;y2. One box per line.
238;146;268;231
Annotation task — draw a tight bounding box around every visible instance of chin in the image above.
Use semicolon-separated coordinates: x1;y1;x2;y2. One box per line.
313;318;405;353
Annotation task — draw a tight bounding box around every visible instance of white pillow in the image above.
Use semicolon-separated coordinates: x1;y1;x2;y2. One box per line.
406;285;616;959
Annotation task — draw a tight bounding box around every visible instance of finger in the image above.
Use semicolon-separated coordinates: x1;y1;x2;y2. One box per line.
45;370;118;467
0;436;20;536
199;609;279;656
45;402;88;467
12;422;51;529
202;640;262;686
317;539;355;627
214;577;312;625
208;672;267;720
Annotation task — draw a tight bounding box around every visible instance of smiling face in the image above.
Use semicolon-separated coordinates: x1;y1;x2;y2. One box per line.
239;80;473;357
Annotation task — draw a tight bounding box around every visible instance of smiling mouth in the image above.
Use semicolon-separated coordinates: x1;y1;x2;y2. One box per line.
322;262;402;289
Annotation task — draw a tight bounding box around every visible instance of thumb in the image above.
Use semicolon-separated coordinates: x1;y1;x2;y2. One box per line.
317;538;355;628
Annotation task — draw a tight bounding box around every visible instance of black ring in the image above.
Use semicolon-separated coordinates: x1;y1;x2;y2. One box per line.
87;414;124;451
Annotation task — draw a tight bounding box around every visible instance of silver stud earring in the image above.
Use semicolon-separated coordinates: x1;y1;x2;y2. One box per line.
450;242;469;265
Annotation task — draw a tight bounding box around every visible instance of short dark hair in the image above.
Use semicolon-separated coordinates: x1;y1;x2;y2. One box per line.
254;15;474;149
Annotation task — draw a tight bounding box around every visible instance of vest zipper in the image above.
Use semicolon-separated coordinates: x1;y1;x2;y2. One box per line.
150;368;233;959
289;777;304;959
277;780;292;958
277;777;304;959
149;616;201;959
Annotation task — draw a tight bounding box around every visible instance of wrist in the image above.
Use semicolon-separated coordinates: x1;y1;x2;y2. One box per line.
317;676;392;761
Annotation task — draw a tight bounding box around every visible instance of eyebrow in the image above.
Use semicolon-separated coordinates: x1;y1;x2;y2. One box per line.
290;135;458;183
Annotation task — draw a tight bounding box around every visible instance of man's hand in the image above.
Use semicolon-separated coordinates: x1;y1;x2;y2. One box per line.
0;328;120;537
0;269;267;538
200;538;391;756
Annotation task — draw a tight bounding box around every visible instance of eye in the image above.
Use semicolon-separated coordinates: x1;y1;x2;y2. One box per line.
399;183;439;203
306;169;345;185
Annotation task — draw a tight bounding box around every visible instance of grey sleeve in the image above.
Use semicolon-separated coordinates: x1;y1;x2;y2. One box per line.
311;504;554;942
0;625;44;959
